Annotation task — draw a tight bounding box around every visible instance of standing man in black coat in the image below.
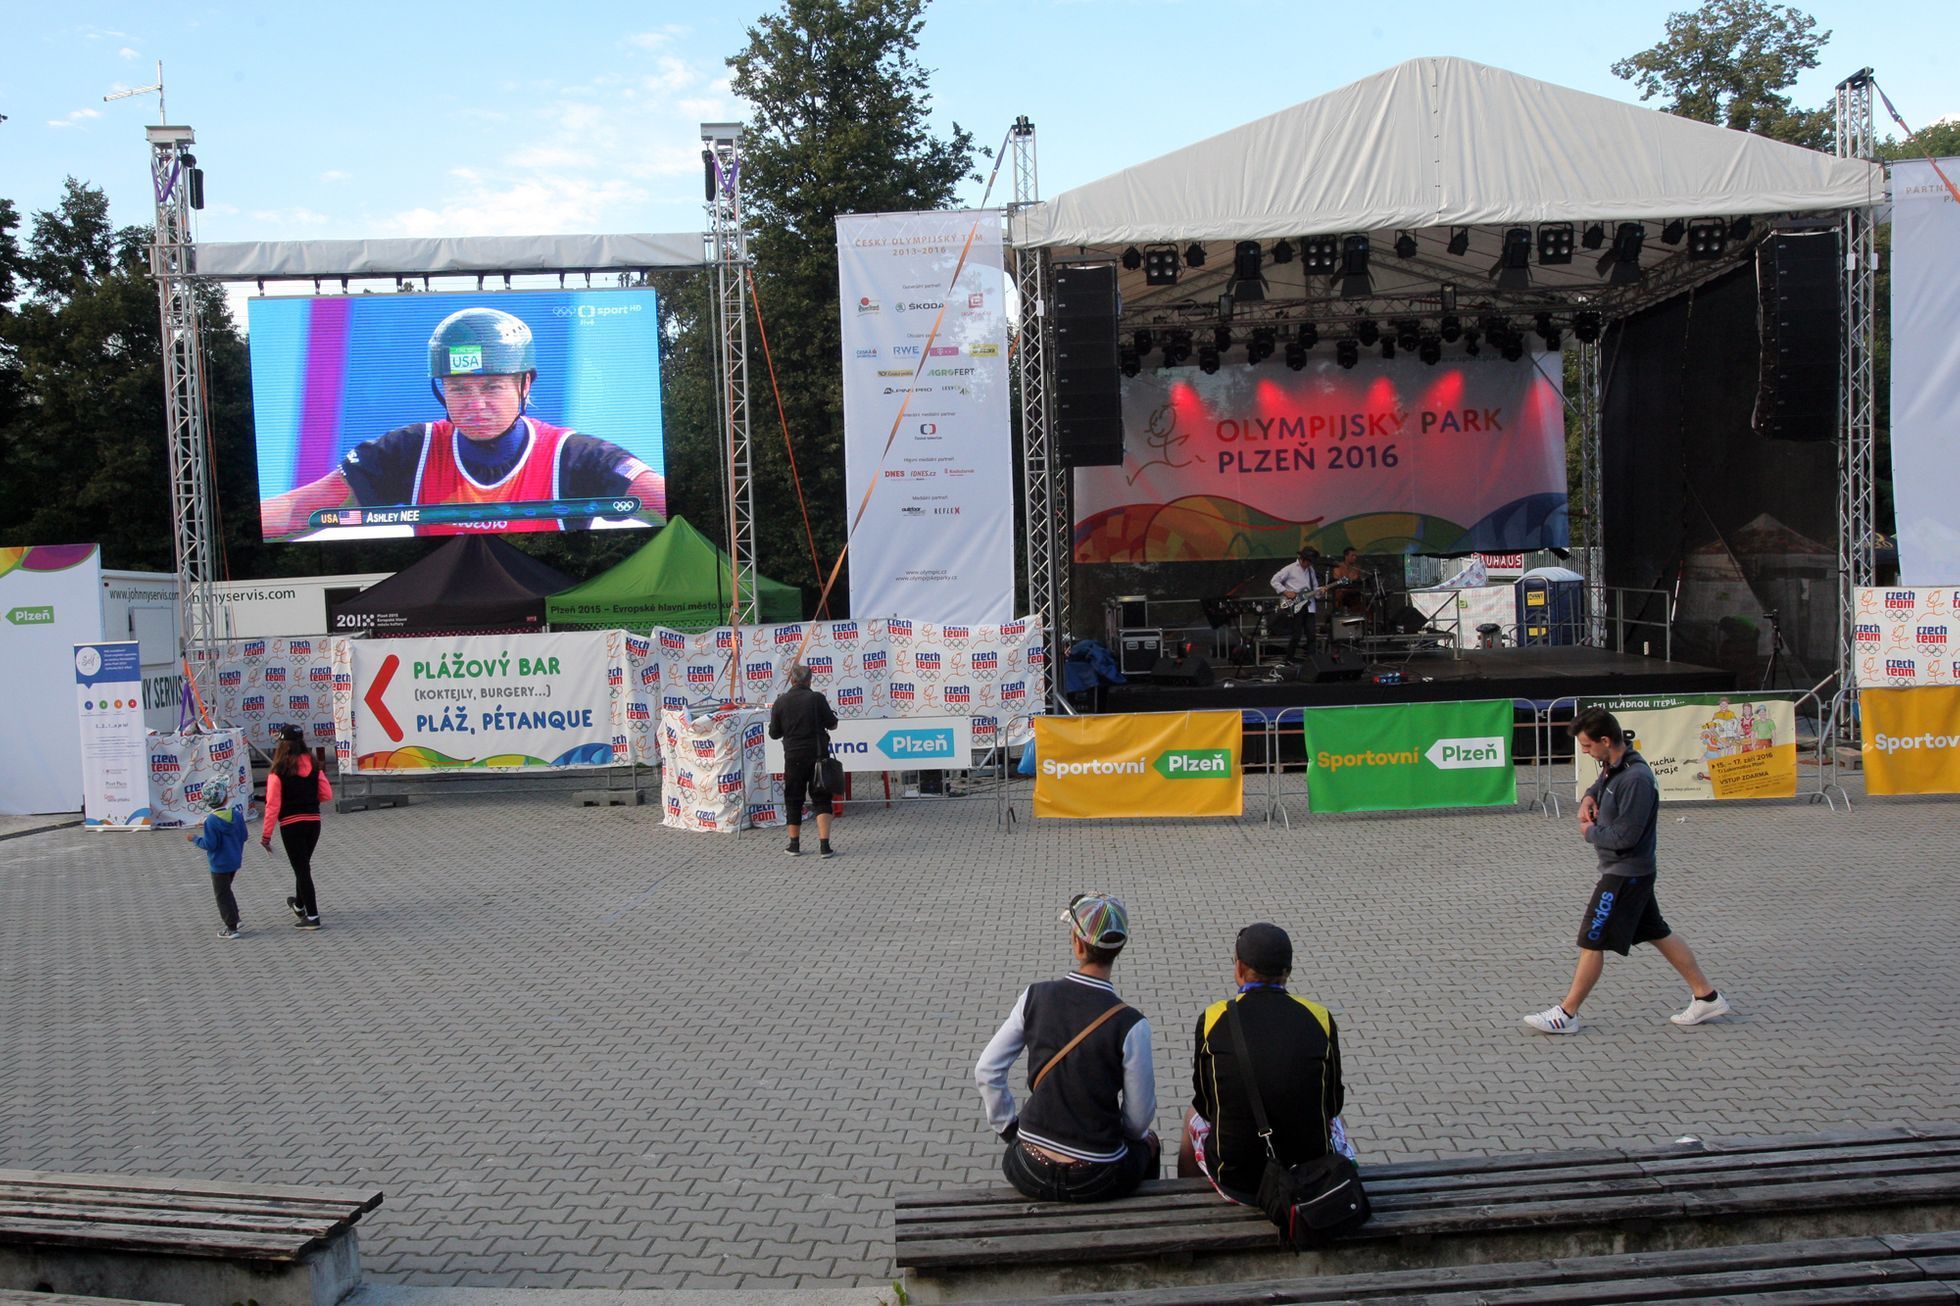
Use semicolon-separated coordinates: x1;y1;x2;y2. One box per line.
769;663;839;859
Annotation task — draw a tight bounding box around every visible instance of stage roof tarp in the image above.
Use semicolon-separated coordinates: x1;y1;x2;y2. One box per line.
1011;57;1885;248
546;516;802;632
196;232;705;280
329;536;573;637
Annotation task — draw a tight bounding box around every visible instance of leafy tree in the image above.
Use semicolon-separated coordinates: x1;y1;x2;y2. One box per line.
1877;119;1960;162
1611;0;1833;148
727;0;979;615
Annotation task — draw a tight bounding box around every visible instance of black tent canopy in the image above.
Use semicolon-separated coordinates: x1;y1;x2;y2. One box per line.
328;537;574;637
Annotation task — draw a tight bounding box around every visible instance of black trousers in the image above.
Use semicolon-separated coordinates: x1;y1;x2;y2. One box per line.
781;753;832;827
1285;608;1317;658
1002;1137;1159;1204
209;872;239;930
279;822;321;917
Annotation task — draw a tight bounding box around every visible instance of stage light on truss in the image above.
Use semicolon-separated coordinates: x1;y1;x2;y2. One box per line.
1232;241;1267;302
1598;222;1646;284
1686;219;1727;260
1119;346;1141;378
1296;322;1318;349
1213;324;1233;353
1271;239;1296;264
1462;326;1481;356
1537;223;1575;265
1165;328;1193;365
1500;227;1532;271
1285;339;1307;370
1572;311;1602;344
1447;226;1471;256
1197;343;1221;374
1440;282;1458;312
1121;246;1143;270
1185;242;1208;268
1341;234;1371;276
1144;244;1181;286
1660;218;1686;245
1394;319;1420;352
1336;338;1360;369
1248;326;1277;364
1355;319;1380;346
1501;335;1524;362
1418;335;1442;366
1534;313;1556;344
1303;236;1341;275
1439;313;1462;342
1394;230;1418;259
1133;329;1155;356
1581;222;1606;250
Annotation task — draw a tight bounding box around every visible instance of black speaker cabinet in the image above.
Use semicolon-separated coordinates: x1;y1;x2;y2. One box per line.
1150;654;1215;687
1299;648;1367;683
1053;265;1125;467
1755;230;1840;441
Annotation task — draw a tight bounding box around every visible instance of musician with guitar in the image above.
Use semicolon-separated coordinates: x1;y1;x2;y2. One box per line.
1270;547;1330;661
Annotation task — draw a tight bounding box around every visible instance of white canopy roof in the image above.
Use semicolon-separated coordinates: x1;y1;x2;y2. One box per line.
1012;57;1884;249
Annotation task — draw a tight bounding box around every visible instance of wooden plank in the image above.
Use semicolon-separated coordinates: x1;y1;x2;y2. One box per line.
1678;1173;1960;1216
1905;1259;1960;1278
1400;1261;1932;1306
0;1201;338;1239
897;1190;1235;1227
1642;1141;1960;1178
898;1215;1287;1269
0;1292;177;1305
896;1178;1212;1210
898;1201;1264;1244
1643;1158;1960;1195
1643;1288;1959;1306
1882;1235;1960;1257
0;1181;367;1223
0;1214;312;1262
0;1169;381;1215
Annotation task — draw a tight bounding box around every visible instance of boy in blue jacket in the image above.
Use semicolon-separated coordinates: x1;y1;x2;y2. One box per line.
187;778;248;939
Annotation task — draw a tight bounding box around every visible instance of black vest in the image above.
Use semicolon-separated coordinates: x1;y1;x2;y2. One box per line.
1016;976;1144;1160
279;762;323;818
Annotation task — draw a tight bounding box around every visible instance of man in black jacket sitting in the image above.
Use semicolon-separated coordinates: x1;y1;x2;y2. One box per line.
768;663;839;859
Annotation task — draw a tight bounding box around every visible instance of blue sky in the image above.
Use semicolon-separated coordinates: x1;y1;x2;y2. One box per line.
3;2;1952;252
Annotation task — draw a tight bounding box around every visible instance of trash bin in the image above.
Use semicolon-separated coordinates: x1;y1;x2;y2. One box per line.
1477;622;1503;650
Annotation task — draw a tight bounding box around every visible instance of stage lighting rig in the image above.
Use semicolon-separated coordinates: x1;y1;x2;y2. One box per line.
1418;335;1442;365
1394;319;1420;352
1572;311;1602;344
1336;338;1360;369
1248;326;1277;364
1439;313;1462;342
1660;218;1686;245
1581;222;1606;250
1729;215;1754;243
1271;239;1296;264
1447;226;1471;256
1537;223;1574;265
1394;230;1418;259
1501;335;1525;362
1355;319;1380;346
1165;329;1193;365
1599;223;1645;284
1232;241;1267;301
1381;339;1397;361
1133;329;1154;355
1284;339;1307;370
1296;322;1318;349
1686;220;1727;260
1462;326;1481;356
1144;244;1181;286
1213;324;1233;353
1185;242;1208;268
1119;346;1141;377
1500;227;1532;270
1121;246;1143;270
1534;313;1556;344
1303;236;1341;275
1197;343;1221;374
1341;234;1370;276
1440;283;1458;311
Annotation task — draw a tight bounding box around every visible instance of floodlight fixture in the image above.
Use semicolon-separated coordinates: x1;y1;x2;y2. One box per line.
1197;344;1221;374
1537;223;1575;265
1232;241;1266;301
1303;236;1341;275
1599;223;1646;284
1248;327;1276;364
1534;313;1556;344
1119;346;1141;378
1572;311;1602;344
1271;239;1296;264
1133;329;1155;355
1462;326;1481;356
1296;322;1318;349
1581;222;1607;250
1355;319;1380;346
1440;283;1458;311
1165;329;1193;365
1686;219;1727;260
1729;215;1754;243
1284;340;1308;370
1439;313;1462;342
1501;335;1525;362
1336;338;1360;369
1185;242;1208;268
1121;246;1143;270
1394;230;1418;259
1500;227;1532;271
1144;244;1180;286
1447;226;1471;256
1341;234;1371;276
1660;218;1686;245
1395;319;1420;352
1418;335;1442;366
1213;324;1233;353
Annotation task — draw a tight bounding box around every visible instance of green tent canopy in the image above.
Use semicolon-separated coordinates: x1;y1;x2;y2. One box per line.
546;516;803;631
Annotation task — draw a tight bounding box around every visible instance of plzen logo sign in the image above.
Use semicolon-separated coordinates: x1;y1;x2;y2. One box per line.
1152;748;1232;779
1424;736;1505;769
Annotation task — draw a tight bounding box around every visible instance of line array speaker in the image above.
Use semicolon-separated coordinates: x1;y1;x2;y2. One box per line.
1754;230;1840;442
1052;265;1124;466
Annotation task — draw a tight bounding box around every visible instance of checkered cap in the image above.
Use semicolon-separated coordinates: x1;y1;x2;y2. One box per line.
1060;893;1129;950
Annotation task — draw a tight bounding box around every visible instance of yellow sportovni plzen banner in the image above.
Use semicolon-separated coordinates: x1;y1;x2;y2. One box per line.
1861;686;1960;796
1034;711;1242;819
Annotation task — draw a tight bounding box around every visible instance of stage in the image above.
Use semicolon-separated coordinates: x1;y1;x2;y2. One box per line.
1099;644;1737;715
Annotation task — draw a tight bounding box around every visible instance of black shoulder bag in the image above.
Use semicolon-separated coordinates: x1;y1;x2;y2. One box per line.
1225;1002;1371;1248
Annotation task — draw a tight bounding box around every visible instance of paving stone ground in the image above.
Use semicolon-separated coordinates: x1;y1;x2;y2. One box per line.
2;771;1955;1290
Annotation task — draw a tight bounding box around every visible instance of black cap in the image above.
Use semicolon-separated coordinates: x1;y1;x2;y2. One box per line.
277;724;306;745
1235;922;1293;976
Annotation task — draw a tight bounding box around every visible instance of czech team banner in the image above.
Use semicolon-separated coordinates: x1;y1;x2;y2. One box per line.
75;642;150;828
345;631;625;771
1852;587;1960;687
1073;353;1567;561
1303;700;1515;813
146;730;250;830
1890;159;1960;585
1574;694;1797;804
1861;686;1960;796
837;210;1014;622
1033;711;1241;819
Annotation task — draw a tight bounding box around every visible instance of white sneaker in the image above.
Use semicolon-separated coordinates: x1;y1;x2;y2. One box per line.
1522;1005;1580;1035
1670;994;1732;1026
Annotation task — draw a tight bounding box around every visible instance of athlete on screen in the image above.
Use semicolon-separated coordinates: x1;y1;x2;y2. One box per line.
258;307;667;539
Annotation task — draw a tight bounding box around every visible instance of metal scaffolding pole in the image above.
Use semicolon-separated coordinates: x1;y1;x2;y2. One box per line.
148;123;221;714
1576;340;1605;646
1009;117;1069;704
703;123;758;625
1834;70;1880;731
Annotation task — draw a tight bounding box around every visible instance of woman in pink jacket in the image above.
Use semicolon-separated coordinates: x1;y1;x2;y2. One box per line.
261;725;333;930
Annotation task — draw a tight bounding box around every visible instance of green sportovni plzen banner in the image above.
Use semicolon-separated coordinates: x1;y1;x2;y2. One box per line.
1302;699;1516;813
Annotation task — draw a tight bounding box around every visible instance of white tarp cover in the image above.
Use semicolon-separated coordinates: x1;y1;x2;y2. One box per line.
1013;57;1885;247
1888;159;1960;585
195;233;704;279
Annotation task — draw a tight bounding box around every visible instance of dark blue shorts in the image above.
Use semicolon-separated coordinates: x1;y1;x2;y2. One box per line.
1577;874;1671;955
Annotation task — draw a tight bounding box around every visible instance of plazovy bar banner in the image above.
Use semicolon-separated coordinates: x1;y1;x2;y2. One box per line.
1890;160;1960;585
837;209;1014;622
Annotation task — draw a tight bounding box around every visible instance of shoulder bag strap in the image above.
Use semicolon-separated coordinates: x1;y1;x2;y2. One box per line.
1032;1002;1132;1093
1224;1000;1280;1161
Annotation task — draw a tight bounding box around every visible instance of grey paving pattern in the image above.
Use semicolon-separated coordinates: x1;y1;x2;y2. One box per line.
2;773;1956;1290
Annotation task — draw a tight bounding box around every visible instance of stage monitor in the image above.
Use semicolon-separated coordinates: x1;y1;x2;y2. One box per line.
249;288;666;541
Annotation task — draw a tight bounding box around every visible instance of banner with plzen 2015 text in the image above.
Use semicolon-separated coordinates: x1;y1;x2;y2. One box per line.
1034;711;1242;819
347;631;625;772
1861;686;1960;796
836;209;1014;623
1303;700;1515;813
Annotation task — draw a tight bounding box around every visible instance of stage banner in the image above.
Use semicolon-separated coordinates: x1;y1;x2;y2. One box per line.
206;636;339;754
347;631;625;771
1072;352;1568;562
1861;686;1960;796
765;714;973;774
836;209;1014;622
885;616;1044;748
75;642;151;828
1573;694;1798;804
1033;711;1241;820
1303;700;1514;813
1852;587;1960;688
1891;160;1960;585
146;729;250;830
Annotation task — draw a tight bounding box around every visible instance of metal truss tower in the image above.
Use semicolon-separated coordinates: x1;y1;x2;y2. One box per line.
1575;341;1604;645
703;123;758;624
1833;71;1880;724
148;123;222;712
1009;117;1068;698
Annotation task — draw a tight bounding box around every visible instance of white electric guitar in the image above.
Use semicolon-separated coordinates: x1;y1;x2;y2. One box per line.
1278;578;1345;614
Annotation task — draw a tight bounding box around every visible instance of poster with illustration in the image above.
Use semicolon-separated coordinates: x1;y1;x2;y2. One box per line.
1574;694;1798;803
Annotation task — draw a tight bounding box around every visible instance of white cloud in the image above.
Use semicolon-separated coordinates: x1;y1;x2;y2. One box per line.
643;56;696;95
381;176;651;239
47;107;103;129
625;27;687;51
320;169;350;183
82;26;132;40
118;46;140;60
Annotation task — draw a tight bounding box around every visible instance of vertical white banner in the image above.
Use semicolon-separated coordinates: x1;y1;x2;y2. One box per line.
837;209;1014;623
75;642;151;828
1891;160;1960;585
0;544;105;815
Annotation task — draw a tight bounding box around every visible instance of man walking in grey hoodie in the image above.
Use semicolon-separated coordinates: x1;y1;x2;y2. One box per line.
1522;707;1731;1034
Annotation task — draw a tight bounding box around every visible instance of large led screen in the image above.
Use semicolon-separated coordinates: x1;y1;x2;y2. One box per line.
250;288;665;541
